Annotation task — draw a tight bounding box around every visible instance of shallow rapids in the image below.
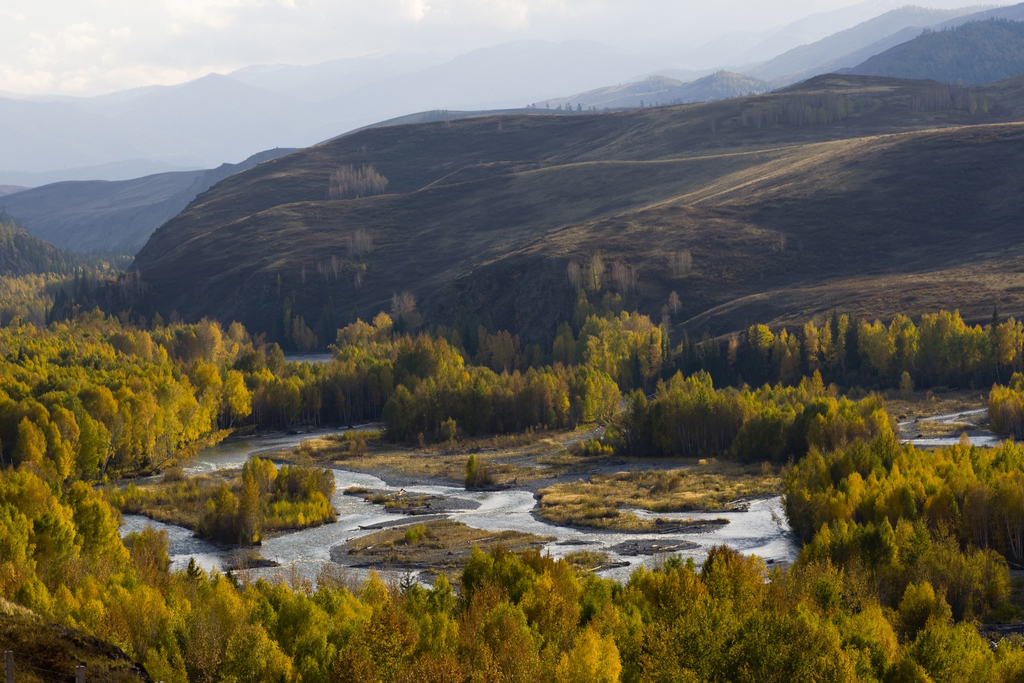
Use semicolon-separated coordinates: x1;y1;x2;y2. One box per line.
121;433;800;582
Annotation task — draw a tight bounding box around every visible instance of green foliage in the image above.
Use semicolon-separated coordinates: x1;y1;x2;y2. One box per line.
10;297;1024;681
464;454;495;490
404;524;426;545
784;430;1022;620
608;370;889;462
117;456;336;545
381;339;620;441
676;309;1019;394
5;450;1024;683
989;373;1024;437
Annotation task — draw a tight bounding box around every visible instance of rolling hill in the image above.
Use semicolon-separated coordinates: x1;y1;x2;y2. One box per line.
545;73;771;110
128;73;1024;346
846;19;1024;84
1;148;296;253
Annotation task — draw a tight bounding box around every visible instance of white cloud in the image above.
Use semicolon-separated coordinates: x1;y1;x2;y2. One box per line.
57;22;100;51
27;33;58;67
59;70;99;92
410;0;560;29
398;0;431;22
0;66;54;92
163;0;246;29
110;27;132;39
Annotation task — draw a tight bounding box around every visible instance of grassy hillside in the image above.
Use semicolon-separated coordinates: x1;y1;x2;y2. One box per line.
0;598;153;683
129;74;1024;347
847;19;1024;85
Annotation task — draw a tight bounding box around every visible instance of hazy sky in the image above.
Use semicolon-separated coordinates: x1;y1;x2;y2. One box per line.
0;0;995;96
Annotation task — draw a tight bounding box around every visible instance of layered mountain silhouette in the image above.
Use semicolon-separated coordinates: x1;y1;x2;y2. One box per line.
2;149;295;252
845;19;1024;84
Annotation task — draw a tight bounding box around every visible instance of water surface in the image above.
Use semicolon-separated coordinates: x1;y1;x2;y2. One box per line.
122;435;800;583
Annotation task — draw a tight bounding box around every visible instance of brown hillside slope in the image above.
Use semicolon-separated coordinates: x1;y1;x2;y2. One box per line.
130;74;1024;343
0;599;153;682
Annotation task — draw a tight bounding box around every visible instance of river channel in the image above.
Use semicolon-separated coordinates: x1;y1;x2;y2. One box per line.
119;429;801;583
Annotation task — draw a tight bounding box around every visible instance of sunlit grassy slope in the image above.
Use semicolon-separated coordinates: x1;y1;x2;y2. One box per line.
131;74;1024;342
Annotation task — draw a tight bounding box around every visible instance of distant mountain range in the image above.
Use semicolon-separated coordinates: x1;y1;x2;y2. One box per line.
741;3;1024;86
744;5;987;83
5;0;1024;228
0;75;337;182
0;148;294;253
0;41;667;186
676;0;940;69
845;18;1024;83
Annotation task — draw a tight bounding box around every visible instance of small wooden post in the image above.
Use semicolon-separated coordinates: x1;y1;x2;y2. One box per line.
76;664;86;683
5;651;13;683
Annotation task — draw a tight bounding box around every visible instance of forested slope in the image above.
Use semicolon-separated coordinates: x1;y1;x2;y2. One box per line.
847;19;1024;85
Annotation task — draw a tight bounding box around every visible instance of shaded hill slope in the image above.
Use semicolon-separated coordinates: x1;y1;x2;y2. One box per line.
2;148;296;252
129;74;1024;345
0;215;101;277
0;599;153;683
846;19;1024;84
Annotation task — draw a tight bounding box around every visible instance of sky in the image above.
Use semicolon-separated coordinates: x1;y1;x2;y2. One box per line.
1;0;915;96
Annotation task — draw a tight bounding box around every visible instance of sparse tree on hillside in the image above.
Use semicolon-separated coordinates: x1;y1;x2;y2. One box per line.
668;291;681;317
327;165;389;199
670;249;692;277
566;261;582;290
589;254;605;291
391;291;421;330
611;261;636;295
347;229;373;257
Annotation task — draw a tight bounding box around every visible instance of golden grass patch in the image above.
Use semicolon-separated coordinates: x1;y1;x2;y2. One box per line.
537;460;780;531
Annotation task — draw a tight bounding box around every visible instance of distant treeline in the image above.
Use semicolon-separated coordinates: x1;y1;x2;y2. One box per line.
741;91;862;129
669;309;1021;393
5;280;1024;484
607;371;889;463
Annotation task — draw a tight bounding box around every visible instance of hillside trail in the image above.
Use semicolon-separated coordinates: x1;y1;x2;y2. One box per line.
423;120;1024;221
629;120;1024;214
